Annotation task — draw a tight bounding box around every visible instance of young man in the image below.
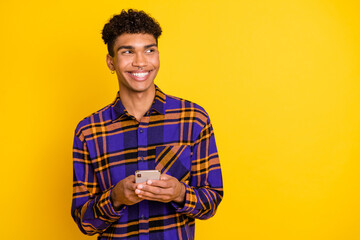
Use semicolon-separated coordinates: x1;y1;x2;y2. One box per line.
71;9;223;240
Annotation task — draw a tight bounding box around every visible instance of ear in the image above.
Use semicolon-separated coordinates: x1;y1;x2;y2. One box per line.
106;54;115;71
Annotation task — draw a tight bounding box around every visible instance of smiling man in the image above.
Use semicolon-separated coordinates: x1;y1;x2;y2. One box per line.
71;9;223;240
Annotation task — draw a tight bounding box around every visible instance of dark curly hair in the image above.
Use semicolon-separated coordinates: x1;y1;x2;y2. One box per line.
102;9;162;57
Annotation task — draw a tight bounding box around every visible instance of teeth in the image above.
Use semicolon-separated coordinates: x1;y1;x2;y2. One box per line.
131;72;149;77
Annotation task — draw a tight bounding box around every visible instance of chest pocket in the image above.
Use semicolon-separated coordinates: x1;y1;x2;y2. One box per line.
155;145;191;183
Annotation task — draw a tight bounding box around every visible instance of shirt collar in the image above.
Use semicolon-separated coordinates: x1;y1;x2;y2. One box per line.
111;85;166;122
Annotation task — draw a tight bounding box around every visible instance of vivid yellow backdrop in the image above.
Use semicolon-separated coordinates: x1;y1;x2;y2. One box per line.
1;0;359;239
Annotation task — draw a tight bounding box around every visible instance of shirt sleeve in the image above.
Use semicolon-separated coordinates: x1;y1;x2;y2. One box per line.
71;130;125;235
171;116;224;219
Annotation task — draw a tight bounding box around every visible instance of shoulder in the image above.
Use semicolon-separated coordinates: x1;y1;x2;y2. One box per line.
74;103;113;139
165;94;210;127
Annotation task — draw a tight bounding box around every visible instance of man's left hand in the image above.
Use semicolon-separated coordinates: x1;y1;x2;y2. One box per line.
135;174;186;204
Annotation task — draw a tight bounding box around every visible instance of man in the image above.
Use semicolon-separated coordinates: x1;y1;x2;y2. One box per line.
71;9;223;240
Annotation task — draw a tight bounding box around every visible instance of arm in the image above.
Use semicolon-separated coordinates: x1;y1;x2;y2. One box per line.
71;131;123;235
173;117;223;219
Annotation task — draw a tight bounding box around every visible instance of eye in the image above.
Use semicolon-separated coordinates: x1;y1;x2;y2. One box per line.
121;50;133;55
145;48;155;53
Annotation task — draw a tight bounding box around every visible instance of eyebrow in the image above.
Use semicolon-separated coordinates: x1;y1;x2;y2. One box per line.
117;44;157;52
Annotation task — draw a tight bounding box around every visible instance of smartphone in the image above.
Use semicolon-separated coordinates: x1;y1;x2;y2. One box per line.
135;170;161;183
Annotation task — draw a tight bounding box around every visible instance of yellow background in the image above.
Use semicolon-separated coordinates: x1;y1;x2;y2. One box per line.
1;0;359;239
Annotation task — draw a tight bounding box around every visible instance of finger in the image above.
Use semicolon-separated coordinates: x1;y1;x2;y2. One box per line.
136;184;173;196
125;187;143;201
128;182;139;191
126;176;137;191
136;189;172;202
146;179;170;188
127;175;135;182
160;173;172;181
136;184;159;194
139;183;171;194
131;194;143;202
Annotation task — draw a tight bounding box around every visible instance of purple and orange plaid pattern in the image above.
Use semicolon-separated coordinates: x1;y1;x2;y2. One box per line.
72;86;223;240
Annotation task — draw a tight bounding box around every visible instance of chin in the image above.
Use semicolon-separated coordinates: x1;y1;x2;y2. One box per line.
127;81;154;93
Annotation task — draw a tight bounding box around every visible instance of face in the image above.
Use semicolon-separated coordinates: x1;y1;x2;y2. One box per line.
107;33;160;94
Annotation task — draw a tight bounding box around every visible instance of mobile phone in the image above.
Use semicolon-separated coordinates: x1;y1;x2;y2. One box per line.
135;170;161;183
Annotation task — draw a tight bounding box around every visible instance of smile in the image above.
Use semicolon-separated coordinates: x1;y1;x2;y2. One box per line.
130;72;149;77
127;70;152;81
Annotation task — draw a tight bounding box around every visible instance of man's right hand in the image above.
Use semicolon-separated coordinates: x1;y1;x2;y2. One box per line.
110;175;142;210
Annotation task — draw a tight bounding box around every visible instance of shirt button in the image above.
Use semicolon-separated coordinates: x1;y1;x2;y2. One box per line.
139;128;143;133
140;215;145;220
140;157;144;161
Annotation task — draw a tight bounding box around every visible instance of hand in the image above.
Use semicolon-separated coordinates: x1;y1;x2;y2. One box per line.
110;175;142;209
135;174;186;204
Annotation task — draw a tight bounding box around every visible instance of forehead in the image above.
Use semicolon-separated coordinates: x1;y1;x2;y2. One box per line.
113;33;157;47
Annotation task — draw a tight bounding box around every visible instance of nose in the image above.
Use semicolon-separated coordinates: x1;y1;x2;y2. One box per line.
132;52;147;68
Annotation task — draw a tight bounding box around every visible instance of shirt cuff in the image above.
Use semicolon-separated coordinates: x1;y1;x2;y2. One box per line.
94;186;126;220
171;182;197;214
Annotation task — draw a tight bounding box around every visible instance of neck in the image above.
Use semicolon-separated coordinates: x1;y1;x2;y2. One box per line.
119;84;156;122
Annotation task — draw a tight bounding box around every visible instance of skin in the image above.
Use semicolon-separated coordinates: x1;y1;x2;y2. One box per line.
135;174;185;204
107;33;186;210
106;33;159;121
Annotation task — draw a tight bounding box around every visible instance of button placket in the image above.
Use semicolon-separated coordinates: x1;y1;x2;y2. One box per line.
137;125;147;168
137;117;149;240
137;121;149;240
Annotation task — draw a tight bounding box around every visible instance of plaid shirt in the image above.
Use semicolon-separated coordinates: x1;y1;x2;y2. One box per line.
72;86;223;240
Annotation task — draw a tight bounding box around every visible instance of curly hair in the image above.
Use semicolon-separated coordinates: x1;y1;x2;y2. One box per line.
102;9;162;57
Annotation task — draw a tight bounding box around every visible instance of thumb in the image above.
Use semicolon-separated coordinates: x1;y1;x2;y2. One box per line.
160;173;170;181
